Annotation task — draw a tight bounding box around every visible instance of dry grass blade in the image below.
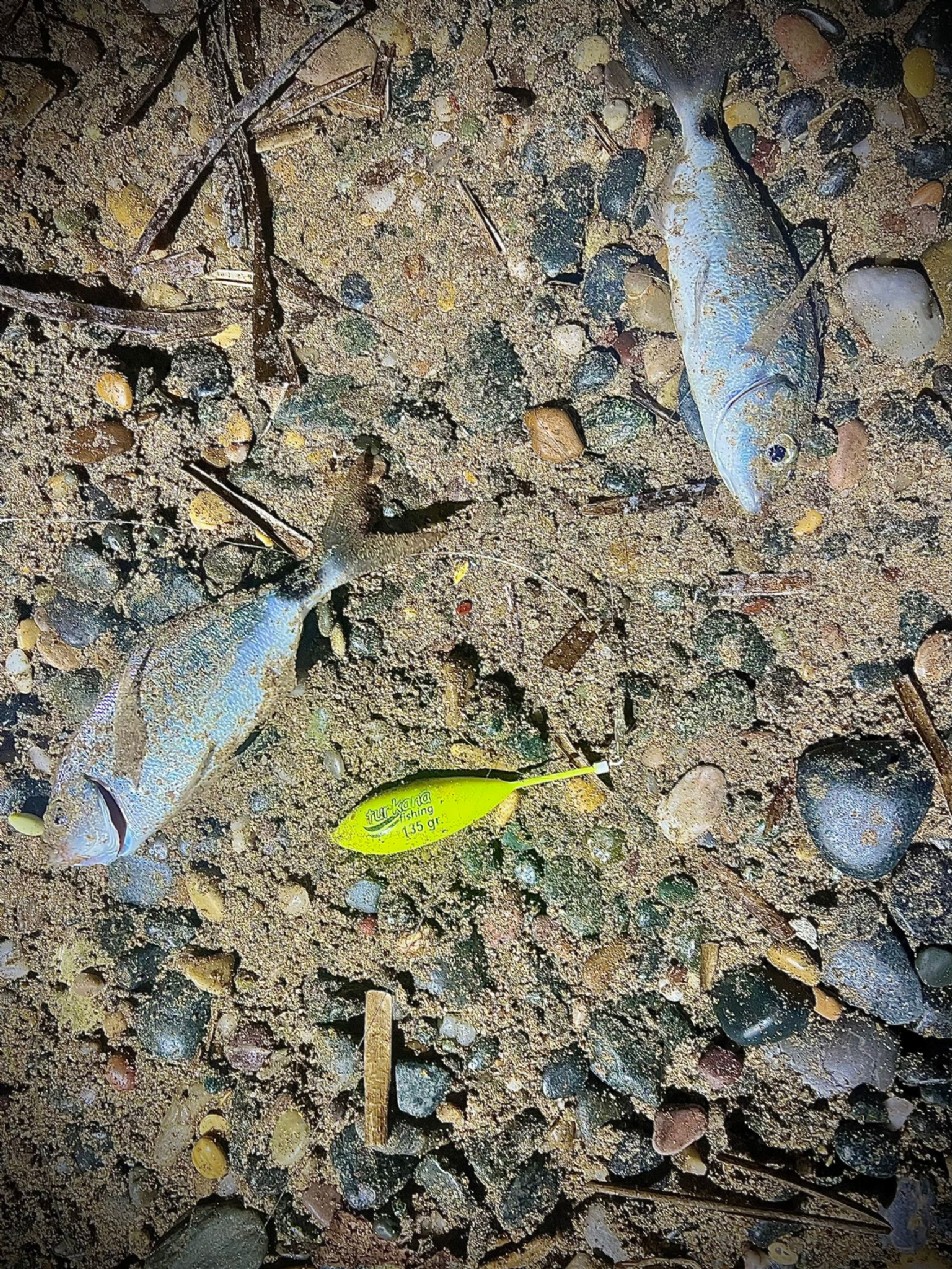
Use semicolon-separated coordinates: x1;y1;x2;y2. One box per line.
700;856;796;942
363;989;392;1149
182;462;313;559
585;111;621;155
199;3;250;250
717;571;813;598
252;69;368;137
0;281;225;338
587;1182;889;1235
112;5;213;130
457;178;507;254
716;1153;890;1230
134;0;364;254
895;671;952;814
584;477;718;516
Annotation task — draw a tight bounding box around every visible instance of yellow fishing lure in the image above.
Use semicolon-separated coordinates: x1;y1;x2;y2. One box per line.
332;762;610;855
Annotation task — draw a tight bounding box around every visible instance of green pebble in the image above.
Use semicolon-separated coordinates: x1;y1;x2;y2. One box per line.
915;946;952;988
656;873;698;905
461;840;502;881
634;898;669;931
586;827;626;866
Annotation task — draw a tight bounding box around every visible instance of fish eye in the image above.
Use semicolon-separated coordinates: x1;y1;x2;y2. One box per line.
766;434;797;466
50;805;69;827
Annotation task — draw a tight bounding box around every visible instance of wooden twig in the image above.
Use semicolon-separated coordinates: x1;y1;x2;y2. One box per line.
717;571;814;599
585;111;621;155
182;462;314;560
134;0;365;254
587;1182;889;1235
363;989;392;1149
0;281;225;339
716;1153;890;1231
456;177;507;254
699;856;796;943
895;672;952;815
583;477;718;517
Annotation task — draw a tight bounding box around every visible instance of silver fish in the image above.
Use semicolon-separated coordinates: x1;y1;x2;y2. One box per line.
45;462;434;867
619;2;821;513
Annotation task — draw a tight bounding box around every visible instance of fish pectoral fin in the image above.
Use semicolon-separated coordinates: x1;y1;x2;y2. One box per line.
745;252;825;358
112;646;151;784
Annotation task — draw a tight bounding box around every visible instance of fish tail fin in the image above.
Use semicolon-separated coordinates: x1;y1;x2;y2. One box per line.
308;455;444;603
617;1;751;129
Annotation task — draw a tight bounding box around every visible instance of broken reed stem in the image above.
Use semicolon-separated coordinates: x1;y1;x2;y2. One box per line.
588;1182;888;1235
716;1153;890;1230
894;672;952;815
699;856;796;943
0;282;226;339
363;989;393;1149
182;462;314;559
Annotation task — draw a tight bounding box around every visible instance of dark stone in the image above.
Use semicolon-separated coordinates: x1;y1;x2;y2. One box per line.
850;661;900;694
581;244;640;323
58;543;120;604
571;346;619;396
824;927;925;1026
143;1201;268;1269
598;149;646;221
776;88;824;140
582;395;654;448
859;0;907;13
168;342;232;401
541;1045;589;1098
916;947;952;988
394;1060;452;1118
115;943;165;993
695;610;773;678
888;842;952;944
677;672;757;738
838;33;902;90
143;907;201;951
45;668;103;721
331;1124;414;1211
730;124;757;163
273;375;358;437
816;99;872;153
416;934;491;1007
712;966;811;1047
833;1121;900;1178
340;272;372;310
908;1;952;78
530;164;595;276
678;369;705;444
898;140;952;183
125;558;206;626
453;322;529;429
796;736;933;879
108;857;175;909
414;1156;473;1220
588;1009;666;1104
135;972;211;1062
44;595;109;648
576;1082;631;1141
539;856;604;937
899;590;947;651
496;1157;561;1233
608;1123;658;1177
817;152;859;199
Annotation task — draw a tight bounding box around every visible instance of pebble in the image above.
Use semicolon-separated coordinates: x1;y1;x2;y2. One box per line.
828;418;868;490
642;336;681;387
582;396;653;448
7;810;43;836
609;1125;658;1177
95;370;133;413
888;843;952;944
103;1052;136;1092
712;966;811;1047
524;405;585;463
771;14;833;83
900;140;952;183
417;934;490;1007
817;152;859;199
540;856;604;938
177;949;236;996
570;346;618;395
345;879;381;914
64;420;134;463
188;491;235;532
270;1107;309;1167
551;323;587;358
904;48;936;98
582;245;638;323
454;322;529;429
106;183;154;239
541;1045;589;1099
5;649;33;694
824;927;924;1025
817;99;872;153
192;1134;229;1180
911;181;945;208
884;1176;935;1255
142;1200;267;1269
657;764;727;844
652;1104;707;1155
223;1021;274;1073
331;1123;416;1210
598;149;647;222
916;947;952;988
530;164;594;277
135;972;211;1062
796;736;933;880
168;343;232;402
572;34;610;72
839;33;903;90
623;267;676;333
587;1008;665;1104
775;87;823;139
415;1157;473;1220
395;1059;452;1118
186;871;225;923
108;856;175;908
698;1043;744;1090
833;1121;900;1178
914;631;952;686
695;609;773;678
908;0;951;78
765;942;821;987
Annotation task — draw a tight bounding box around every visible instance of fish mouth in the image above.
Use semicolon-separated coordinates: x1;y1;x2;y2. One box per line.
84;775;129;856
713;374;799;514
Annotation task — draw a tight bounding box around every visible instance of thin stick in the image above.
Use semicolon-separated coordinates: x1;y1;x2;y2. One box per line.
699;855;796;943
895;672;952;815
587;1183;888;1235
716;1153;890;1230
0;282;225;338
585;111;621;155
134;0;364;253
717;571;814;598
456;177;507;254
363;989;392;1148
182;462;313;559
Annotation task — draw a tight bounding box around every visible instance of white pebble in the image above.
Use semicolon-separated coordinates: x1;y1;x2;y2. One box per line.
572;34;611;73
874;99;905;131
431;130;453;148
364;184;397;214
552;323;587;358
657;764;727;844
841;265;944;363
602;98;629;133
4;648;33;693
431;94;454;124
